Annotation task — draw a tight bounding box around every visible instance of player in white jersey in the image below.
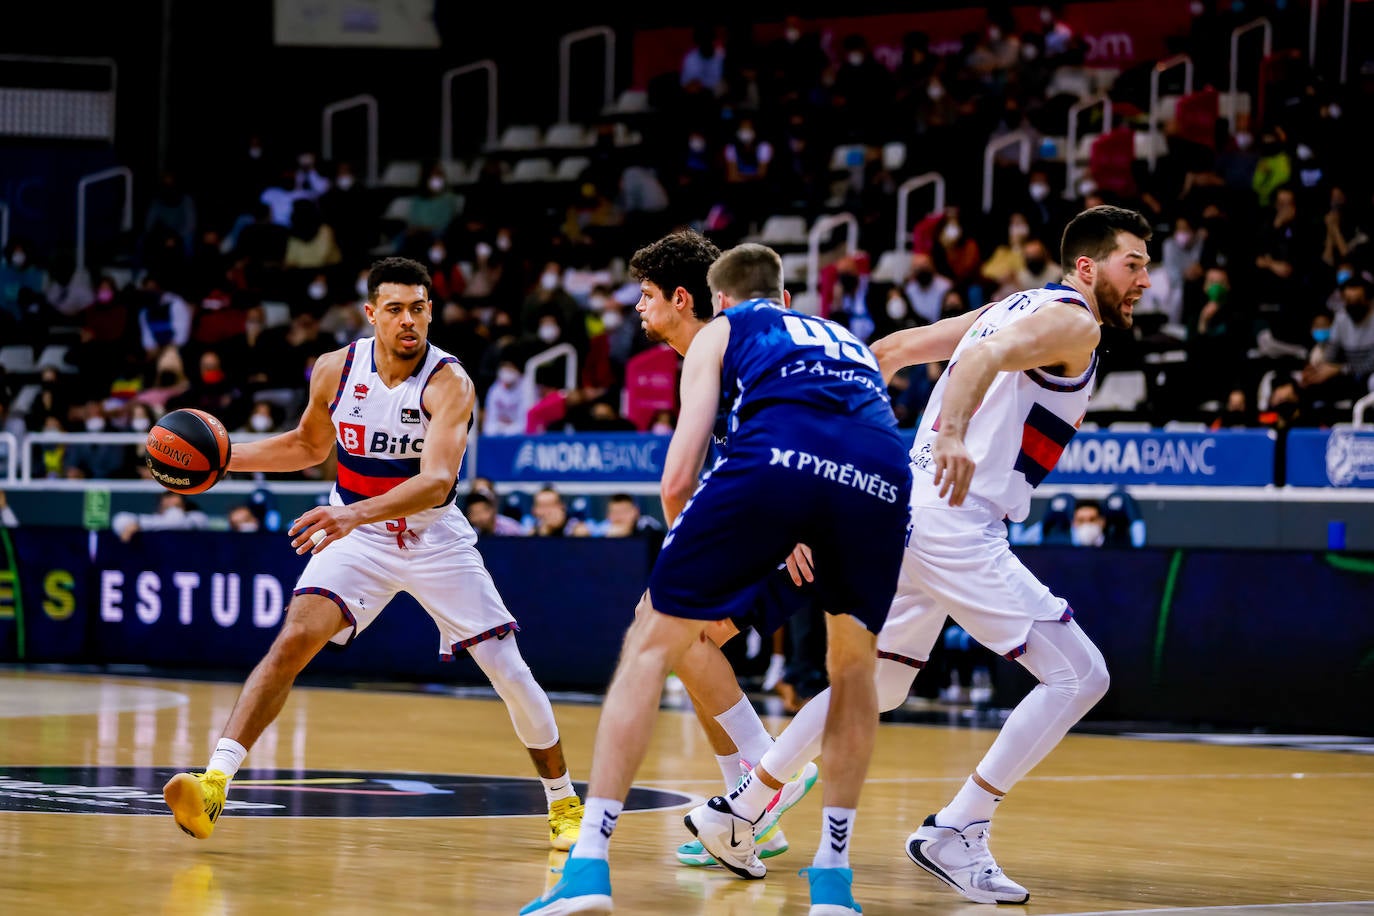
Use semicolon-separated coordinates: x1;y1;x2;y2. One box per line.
720;205;1152;905
163;257;584;850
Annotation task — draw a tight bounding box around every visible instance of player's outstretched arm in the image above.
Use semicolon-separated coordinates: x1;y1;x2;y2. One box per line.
228;348;347;474
870;307;986;384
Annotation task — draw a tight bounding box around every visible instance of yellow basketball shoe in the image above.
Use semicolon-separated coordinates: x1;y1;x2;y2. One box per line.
547;795;584;851
163;770;228;839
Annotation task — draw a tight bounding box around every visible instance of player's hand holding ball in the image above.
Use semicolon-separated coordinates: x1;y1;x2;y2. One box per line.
145;408;232;495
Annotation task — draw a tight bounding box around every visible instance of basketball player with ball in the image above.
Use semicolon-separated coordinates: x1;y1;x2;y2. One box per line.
162;257;585;850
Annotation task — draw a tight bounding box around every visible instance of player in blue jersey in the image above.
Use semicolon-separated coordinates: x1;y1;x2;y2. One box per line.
523;243;911;916
162;257;584;852
627;229;821;868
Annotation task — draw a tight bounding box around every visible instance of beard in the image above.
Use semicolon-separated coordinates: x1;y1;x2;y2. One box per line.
1094;275;1134;329
642;318;667;344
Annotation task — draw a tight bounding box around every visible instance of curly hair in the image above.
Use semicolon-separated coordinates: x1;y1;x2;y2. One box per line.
628;229;721;321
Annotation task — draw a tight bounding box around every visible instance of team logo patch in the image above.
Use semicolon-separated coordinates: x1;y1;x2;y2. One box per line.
400;408;421;424
0;767;691;818
353;383;369;401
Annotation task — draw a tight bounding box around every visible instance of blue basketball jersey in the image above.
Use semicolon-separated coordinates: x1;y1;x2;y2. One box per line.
715;300;898;450
650;299;911;633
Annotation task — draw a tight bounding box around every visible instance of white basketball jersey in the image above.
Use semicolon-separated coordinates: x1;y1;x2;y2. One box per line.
328;338;471;546
910;285;1097;523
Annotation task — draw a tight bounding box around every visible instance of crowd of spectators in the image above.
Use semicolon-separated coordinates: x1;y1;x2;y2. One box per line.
3;2;1373;488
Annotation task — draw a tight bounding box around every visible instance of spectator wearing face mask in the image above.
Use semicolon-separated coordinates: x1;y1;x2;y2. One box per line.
1069;499;1106;547
403;162;462;250
1014;237;1062;290
63;399;136;479
1301;273;1374;412
518;261;587;360
483;360;532;436
901;251;954;325
228;504;262;533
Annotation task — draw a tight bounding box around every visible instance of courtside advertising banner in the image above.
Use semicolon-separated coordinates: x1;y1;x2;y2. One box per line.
1041;429;1276;486
476;433;672;483
1286;426;1374;488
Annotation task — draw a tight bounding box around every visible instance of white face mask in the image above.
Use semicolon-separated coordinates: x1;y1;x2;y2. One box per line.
927;83;945;101
1029;182;1050;201
847;52;864;67
688;136;707;153
1010;221;1029;240
1328;103;1342;119
85;417;106;432
1077;178;1098;196
356;278;370;298
308;281;327;300
1234;131;1253;151
498;366;521;385
1174;230;1193;247
601;310;622;330
250;414;273;433
495;233;512;251
129;416;151;432
988;27;1002;41
650;422;674;435
428;176;446;192
475;242;493;260
235;521;260;533
1071;522;1105;547
886;297;908;320
540;272;559;291
537;323;560;343
429;246;446;264
335;174;355;190
736;129;755;144
941;223;961;243
10;252;26;268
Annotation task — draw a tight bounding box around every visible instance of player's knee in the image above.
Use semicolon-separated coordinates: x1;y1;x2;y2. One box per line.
875;660;918;712
1080;657;1110;706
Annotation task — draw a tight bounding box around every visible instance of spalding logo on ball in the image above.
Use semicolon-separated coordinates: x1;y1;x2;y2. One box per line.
145;408;232;495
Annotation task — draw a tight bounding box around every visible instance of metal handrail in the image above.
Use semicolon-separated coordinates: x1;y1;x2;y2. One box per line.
75;166;132;274
894;173;945;255
525;342;579;399
322;95;378;187
807;212;859;298
1065;94;1113;200
982;130;1032;213
1148;54;1193;173
440;60;497;164
1228;18;1272;123
1354;392;1374;428
0;431;16;482
558;27;615;126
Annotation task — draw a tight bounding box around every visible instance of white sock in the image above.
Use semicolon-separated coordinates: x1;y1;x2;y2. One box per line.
715;752;743;792
540;772;576;805
713;695;774;767
206;738;247;779
569;797;622;860
726;768;778;824
812;807;856;869
938;775;1003;828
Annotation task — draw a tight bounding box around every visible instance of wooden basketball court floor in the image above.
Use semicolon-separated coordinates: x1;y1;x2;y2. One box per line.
2;667;1372;916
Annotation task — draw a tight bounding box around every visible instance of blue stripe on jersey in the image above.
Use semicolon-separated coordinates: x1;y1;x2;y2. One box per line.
421;355;459;420
1013;402;1079;487
336;448;421;478
329;341;359;414
1024;350;1098;392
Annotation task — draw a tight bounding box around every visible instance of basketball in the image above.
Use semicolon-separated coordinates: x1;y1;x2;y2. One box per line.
145;408;232;495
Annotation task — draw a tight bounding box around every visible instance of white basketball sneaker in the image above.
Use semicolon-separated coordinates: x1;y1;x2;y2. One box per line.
904;815;1030;904
683;796;766;879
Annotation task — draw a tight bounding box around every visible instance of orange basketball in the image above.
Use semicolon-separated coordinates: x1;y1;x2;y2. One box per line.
145;408;232;495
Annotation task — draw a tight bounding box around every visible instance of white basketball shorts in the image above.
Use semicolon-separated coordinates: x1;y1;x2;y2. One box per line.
292;508;517;659
878;497;1070;662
